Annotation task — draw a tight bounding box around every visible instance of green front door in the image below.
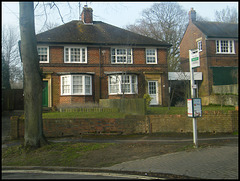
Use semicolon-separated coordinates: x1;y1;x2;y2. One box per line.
42;81;48;107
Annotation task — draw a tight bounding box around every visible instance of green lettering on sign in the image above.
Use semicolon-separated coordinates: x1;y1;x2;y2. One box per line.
191;57;199;62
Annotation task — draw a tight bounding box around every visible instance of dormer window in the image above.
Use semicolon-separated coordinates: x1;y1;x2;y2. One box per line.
216;40;235;54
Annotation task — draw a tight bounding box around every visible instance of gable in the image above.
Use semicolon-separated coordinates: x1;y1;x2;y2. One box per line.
36;20;171;47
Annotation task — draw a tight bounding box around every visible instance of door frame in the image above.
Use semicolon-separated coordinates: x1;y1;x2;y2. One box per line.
148;80;159;105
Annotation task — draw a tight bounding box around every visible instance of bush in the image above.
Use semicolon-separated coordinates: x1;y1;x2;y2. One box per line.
143;94;152;107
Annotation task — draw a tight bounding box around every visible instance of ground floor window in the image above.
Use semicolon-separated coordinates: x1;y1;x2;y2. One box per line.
61;74;92;95
108;74;138;95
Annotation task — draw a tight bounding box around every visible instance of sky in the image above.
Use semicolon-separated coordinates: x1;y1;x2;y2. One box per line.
2;1;239;34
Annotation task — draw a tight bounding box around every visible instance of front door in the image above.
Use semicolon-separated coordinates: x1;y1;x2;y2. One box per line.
148;81;158;105
42;81;48;107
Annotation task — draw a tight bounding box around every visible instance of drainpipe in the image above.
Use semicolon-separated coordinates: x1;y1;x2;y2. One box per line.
99;47;102;100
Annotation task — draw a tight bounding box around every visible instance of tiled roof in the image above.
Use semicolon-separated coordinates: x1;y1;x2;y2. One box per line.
36;20;171;47
193;21;238;39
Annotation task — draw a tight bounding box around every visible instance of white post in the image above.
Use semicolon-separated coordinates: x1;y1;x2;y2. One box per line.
189;50;198;148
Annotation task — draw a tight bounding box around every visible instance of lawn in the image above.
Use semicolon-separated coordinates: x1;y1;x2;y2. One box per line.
147;105;235;115
42;111;126;119
41;105;236;119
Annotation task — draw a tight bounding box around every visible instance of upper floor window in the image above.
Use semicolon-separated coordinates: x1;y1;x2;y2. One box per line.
111;48;133;64
64;47;87;63
197;41;202;52
216;40;235;54
146;48;157;64
108;74;138;95
38;46;49;63
61;74;92;95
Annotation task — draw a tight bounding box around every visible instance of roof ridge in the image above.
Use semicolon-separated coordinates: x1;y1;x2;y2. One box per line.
193;20;238;25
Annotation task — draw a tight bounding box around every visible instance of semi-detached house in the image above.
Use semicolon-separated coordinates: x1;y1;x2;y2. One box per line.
36;6;171;108
180;8;238;105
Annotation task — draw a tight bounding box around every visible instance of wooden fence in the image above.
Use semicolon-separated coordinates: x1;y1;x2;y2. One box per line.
2;89;24;111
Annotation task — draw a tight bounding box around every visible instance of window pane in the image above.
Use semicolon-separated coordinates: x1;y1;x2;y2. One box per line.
85;76;91;94
109;75;119;94
38;47;48;62
146;49;156;63
73;76;82;94
62;76;70;94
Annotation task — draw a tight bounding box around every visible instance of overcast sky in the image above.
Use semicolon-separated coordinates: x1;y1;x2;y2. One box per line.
2;1;238;34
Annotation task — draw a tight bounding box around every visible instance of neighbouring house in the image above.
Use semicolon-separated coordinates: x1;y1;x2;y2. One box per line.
36;5;171;108
180;8;238;105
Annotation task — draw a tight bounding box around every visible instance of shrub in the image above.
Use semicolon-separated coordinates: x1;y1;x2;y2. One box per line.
143;94;152;107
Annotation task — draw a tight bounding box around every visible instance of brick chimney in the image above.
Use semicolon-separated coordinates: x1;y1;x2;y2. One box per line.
81;5;93;24
189;8;196;22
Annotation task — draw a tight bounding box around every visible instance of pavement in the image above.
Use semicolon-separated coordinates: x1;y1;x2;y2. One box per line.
2;111;239;179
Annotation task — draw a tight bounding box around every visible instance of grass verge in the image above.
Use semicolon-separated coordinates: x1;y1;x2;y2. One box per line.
2;142;114;167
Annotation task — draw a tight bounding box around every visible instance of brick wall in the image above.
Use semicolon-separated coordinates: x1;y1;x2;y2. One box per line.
40;46;169;107
11;111;238;139
148;111;238;133
180;22;238;97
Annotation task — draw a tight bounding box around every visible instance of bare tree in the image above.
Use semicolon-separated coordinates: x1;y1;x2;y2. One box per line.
126;2;188;72
2;25;22;89
215;6;238;23
19;2;47;148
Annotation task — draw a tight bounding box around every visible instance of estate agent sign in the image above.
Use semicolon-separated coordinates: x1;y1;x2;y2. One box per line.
189;49;200;68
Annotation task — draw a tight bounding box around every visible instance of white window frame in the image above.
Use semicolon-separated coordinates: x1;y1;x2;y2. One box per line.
61;74;92;95
37;46;49;63
216;40;235;54
111;48;133;64
64;46;87;63
108;74;138;95
146;48;157;64
197;41;202;52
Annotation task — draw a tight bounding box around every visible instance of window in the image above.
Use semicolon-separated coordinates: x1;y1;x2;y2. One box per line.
197;41;202;52
216;40;235;54
61;75;92;95
108;74;138;95
64;47;87;63
146;49;157;64
37;46;49;63
111;48;132;64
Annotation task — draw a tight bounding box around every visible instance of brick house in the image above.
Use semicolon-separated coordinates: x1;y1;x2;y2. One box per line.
180;8;238;103
36;6;171;108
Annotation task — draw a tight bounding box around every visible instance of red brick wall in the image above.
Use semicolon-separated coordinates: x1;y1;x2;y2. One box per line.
11;111;238;139
40;46;169;107
180;22;238;97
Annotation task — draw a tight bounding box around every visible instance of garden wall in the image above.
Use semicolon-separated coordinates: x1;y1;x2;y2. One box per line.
11;111;238;139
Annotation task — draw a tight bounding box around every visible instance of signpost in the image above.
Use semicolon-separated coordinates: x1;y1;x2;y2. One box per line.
188;49;201;148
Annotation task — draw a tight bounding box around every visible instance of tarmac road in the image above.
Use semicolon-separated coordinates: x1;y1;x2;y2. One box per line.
2;170;165;180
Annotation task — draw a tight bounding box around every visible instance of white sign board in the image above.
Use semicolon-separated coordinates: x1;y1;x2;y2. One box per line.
187;98;202;118
189;49;200;68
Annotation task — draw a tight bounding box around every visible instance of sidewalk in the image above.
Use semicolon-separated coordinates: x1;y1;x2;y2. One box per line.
2;136;238;179
102;143;238;179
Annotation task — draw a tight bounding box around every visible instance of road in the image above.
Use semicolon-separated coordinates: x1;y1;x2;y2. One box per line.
2;170;163;180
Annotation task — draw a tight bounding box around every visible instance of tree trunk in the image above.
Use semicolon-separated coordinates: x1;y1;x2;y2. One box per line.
19;2;47;148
